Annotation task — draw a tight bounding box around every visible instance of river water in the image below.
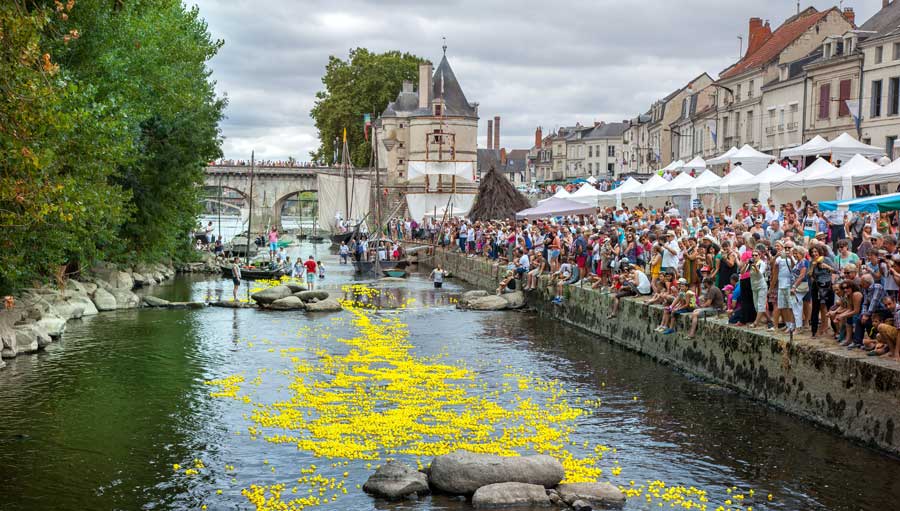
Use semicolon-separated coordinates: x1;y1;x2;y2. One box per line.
0;241;898;511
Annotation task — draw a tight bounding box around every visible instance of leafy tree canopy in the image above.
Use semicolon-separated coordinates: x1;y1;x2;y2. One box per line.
310;48;423;167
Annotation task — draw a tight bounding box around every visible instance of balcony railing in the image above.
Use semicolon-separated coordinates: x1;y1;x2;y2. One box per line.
777;124;785;132
787;121;799;131
765;126;775;135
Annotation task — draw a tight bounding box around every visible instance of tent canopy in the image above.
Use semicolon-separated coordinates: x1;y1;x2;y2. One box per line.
552;188;571;199
707;146;738;165
730;163;793;192
820;191;900;212
690;169;722;191
682;156;707;171
780;135;829;158
516;197;596;219
660;159;685;172
701;165;753;193
650;172;695;196
827;133;885;161
623;174;668;199
774;157;837;189
569;183;604;205
850;155;900;186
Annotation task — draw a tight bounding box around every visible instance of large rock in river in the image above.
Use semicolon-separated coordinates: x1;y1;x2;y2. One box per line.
458;290;489;308
15;324;49;353
556;482;626;509
110;289;141;309
251;285;293;305
305;298;343;312
143;296;170;307
362;461;429;500
269;296;306;311
428;451;564;495
295;290;329;302
92;288;117;311
472;482;552;508
467;295;510;311
500;291;526;309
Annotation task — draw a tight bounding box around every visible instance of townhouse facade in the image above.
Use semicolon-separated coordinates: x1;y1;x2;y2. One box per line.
859;0;900;157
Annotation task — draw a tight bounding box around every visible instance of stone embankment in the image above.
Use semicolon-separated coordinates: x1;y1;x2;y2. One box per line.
426;247;900;457
363;450;625;510
0;255;221;369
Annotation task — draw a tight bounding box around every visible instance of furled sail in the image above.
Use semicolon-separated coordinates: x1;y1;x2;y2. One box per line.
316;173;371;231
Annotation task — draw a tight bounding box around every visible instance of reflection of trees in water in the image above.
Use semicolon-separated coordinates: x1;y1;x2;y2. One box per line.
477;315;898;506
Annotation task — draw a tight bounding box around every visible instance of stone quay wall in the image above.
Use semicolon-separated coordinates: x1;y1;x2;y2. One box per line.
427;247;900;456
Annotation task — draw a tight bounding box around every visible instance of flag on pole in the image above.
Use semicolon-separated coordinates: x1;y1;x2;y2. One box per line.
707;119;717;145
363;113;372;141
845;99;861;130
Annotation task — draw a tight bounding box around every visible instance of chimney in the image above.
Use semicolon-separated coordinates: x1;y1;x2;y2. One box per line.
487;119;494;149
500;148;507;166
418;62;433;109
745;17;772;57
401;80;414;93
843;7;855;25
534;126;542;149
493;116;500;150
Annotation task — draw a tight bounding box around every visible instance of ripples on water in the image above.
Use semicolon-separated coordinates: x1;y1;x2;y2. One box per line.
0;241;898;510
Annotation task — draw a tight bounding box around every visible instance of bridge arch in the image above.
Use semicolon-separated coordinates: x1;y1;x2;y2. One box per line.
272;190;318;230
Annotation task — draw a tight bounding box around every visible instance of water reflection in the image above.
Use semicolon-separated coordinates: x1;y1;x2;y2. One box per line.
0;241;897;511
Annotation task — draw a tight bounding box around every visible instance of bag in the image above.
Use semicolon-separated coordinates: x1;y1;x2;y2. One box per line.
795;282;809;294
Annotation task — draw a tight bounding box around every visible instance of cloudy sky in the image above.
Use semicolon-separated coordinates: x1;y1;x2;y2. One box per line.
193;0;884;161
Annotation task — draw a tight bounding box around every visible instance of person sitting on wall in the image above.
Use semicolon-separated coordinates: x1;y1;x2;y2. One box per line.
685;276;725;338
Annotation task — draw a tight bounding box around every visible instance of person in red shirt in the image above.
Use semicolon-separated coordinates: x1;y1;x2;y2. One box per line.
303;256;317;290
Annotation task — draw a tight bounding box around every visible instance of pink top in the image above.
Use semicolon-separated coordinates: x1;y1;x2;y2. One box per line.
268;231;278;243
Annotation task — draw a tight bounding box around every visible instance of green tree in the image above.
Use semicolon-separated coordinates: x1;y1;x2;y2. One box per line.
51;0;226;261
310;48;422;167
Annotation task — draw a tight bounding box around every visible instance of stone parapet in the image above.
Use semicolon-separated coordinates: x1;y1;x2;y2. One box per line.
427;247;900;456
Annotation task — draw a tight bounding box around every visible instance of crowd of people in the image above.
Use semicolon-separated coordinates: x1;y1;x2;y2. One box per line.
420;197;900;360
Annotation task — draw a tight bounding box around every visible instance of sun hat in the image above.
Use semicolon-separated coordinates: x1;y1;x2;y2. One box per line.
677;278;688;285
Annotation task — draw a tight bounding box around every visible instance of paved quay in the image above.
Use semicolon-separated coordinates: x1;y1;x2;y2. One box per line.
425;247;900;456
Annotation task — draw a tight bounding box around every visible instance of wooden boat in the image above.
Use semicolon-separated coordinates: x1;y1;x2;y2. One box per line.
382;269;407;278
220;264;286;280
353;258;409;273
330;231;355;245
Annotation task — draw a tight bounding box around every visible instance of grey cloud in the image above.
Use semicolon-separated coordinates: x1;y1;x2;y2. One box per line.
194;0;885;161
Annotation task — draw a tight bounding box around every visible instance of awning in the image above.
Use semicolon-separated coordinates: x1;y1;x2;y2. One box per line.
826;133;885;162
773;157;837;189
819;191;900;212
569;183;604;204
707;147;738;165
681;156;707;171
660;159;685;172
515;197;596;219
699;165;753;194
779;135;830;158
649;172;696;197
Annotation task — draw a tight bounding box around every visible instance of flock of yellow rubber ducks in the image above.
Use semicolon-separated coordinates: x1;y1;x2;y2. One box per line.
180;283;774;511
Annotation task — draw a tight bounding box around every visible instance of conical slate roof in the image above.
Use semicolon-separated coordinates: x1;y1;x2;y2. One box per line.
431;55;476;117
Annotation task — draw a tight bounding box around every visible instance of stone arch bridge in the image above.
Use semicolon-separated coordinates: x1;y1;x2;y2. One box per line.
205;165;360;230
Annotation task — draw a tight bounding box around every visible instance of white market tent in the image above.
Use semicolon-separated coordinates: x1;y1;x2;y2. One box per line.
707;147;738;165
649;172;695;197
660;159;685;172
568;183;605;205
681;156;707;171
731;163;794;204
827;133;885;162
690;170;722;195
552;187;572;199
599;177;643;206
779;135;830;158
516;197;597;219
771;158;838;203
728;144;775;174
586;176;598;184
623;174;668;199
853;157;900;186
701;165;753;194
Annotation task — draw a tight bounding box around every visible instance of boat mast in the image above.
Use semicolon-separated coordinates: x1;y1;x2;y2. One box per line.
244;150;254;265
373;115;382;275
342;128;350;224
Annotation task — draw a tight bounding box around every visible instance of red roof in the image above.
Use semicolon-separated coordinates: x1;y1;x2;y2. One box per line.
720;9;833;80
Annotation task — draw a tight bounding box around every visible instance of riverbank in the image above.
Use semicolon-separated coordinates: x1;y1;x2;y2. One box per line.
426;247;900;456
0;256;220;368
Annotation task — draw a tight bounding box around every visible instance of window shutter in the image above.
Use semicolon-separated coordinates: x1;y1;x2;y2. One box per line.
838;80;851;116
819;83;831;119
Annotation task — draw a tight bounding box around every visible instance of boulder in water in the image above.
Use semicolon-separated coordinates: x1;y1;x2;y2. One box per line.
458;290;489;308
92;288;117;311
269;296;306;311
295;290;329;302
305;298;343;312
556;482;626;508
285;283;307;293
143;296;170;307
362;461;429;500
467;295;510;311
501;291;526;309
251;285;293;305
428;451;564;495
472;482;552;508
